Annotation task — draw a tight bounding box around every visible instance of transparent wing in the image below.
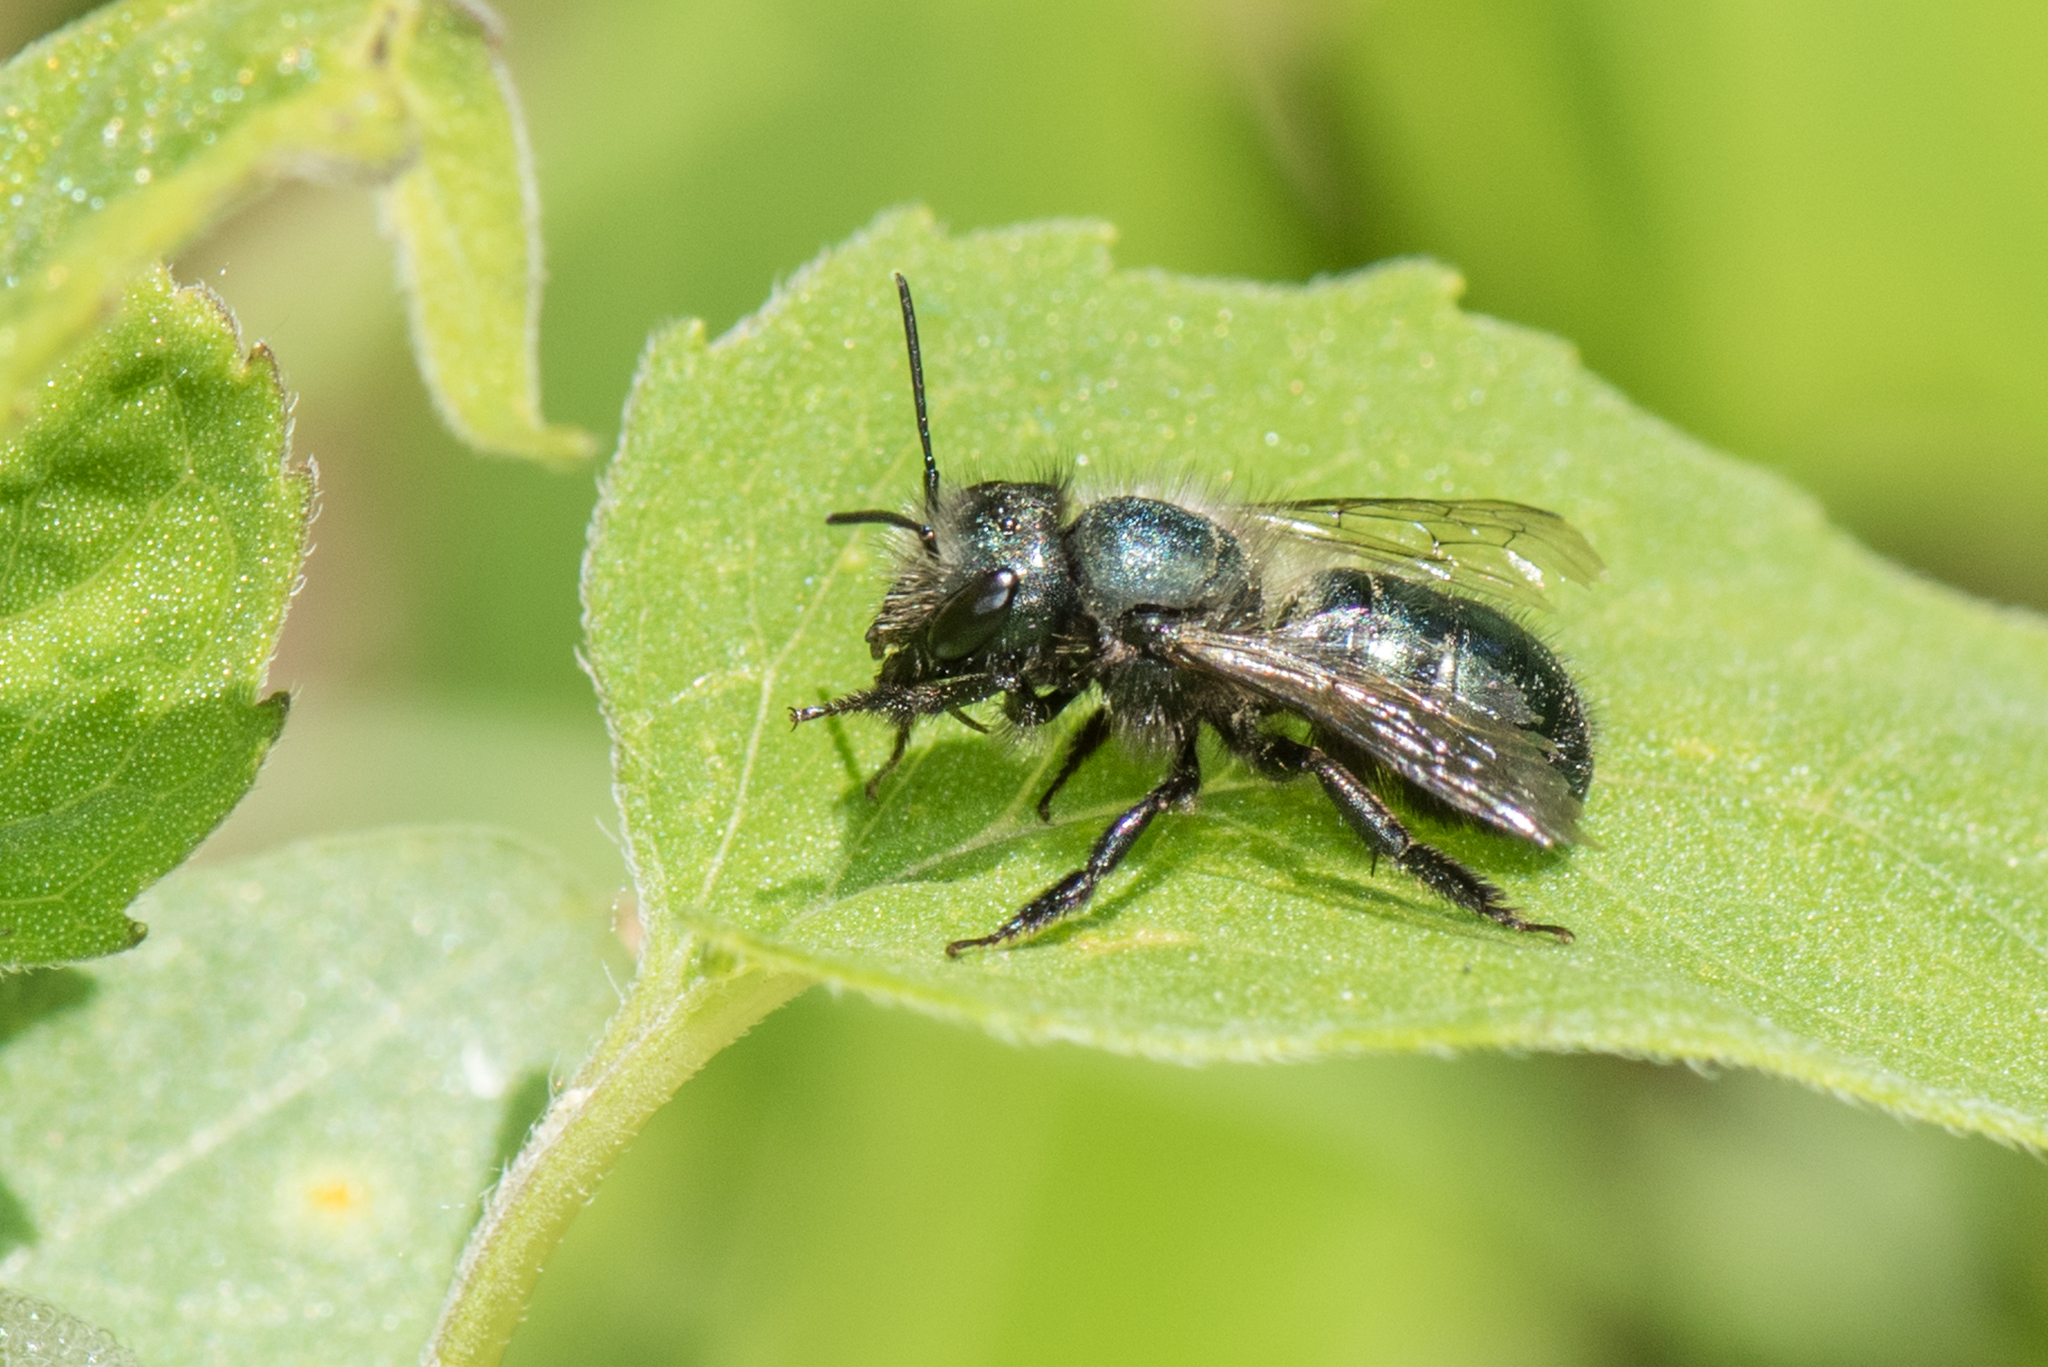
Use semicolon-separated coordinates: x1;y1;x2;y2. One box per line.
1159;623;1583;846
1244;498;1603;611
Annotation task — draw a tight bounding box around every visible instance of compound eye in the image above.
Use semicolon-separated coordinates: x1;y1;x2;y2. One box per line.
929;568;1018;661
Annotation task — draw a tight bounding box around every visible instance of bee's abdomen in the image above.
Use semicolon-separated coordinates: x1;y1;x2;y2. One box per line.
1284;569;1594;798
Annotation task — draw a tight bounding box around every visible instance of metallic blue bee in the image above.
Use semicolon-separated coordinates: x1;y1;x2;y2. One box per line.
793;275;1600;955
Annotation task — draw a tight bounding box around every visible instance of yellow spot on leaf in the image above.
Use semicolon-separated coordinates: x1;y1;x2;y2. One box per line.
302;1173;368;1220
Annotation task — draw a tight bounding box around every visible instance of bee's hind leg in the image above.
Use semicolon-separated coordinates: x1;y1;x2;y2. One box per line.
1225;728;1572;944
947;727;1199;956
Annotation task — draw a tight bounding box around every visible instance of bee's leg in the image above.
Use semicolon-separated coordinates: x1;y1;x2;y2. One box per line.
791;675;996;798
864;724;911;801
1228;729;1572;943
789;675;993;728
1004;684;1081;728
947;728;1199;956
1034;708;1112;822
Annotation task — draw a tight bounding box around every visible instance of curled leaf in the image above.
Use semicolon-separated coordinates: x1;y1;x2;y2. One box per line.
0;0;586;459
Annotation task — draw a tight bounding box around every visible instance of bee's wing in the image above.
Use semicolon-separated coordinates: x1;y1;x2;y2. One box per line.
1243;498;1603;611
1159;623;1583;846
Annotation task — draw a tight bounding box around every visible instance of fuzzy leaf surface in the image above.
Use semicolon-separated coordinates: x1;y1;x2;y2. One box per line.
0;828;622;1367
584;209;2048;1143
0;1289;139;1366
0;267;305;964
0;0;585;459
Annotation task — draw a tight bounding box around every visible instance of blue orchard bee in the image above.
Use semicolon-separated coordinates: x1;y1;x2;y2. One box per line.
792;274;1600;956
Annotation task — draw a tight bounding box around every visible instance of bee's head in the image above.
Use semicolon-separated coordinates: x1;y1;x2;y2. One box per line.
828;274;1083;691
862;478;1076;686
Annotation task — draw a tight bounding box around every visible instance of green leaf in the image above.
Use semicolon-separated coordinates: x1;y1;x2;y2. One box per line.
583;208;2048;1144
377;0;592;463
0;1288;140;1366
0;827;623;1367
1;694;289;961
0;266;305;965
0;0;588;460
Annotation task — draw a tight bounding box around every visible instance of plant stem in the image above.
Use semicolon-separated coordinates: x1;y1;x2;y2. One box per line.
423;936;811;1367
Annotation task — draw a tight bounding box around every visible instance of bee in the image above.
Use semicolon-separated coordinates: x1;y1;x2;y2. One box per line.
792;274;1600;956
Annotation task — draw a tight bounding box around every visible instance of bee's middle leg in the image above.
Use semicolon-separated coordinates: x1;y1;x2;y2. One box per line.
947;727;1199;956
865;723;912;800
1034;707;1112;822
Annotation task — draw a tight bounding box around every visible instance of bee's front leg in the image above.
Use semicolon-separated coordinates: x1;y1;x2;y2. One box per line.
790;674;997;799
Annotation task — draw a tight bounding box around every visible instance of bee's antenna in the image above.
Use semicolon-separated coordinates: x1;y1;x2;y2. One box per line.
894;271;941;511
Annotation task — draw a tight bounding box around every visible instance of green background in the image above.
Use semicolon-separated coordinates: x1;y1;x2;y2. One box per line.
8;0;2045;1360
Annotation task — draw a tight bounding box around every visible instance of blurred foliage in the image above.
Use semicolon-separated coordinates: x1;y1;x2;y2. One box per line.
0;1288;137;1367
0;829;622;1367
1309;0;2048;611
8;0;2046;1362
509;991;2048;1367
